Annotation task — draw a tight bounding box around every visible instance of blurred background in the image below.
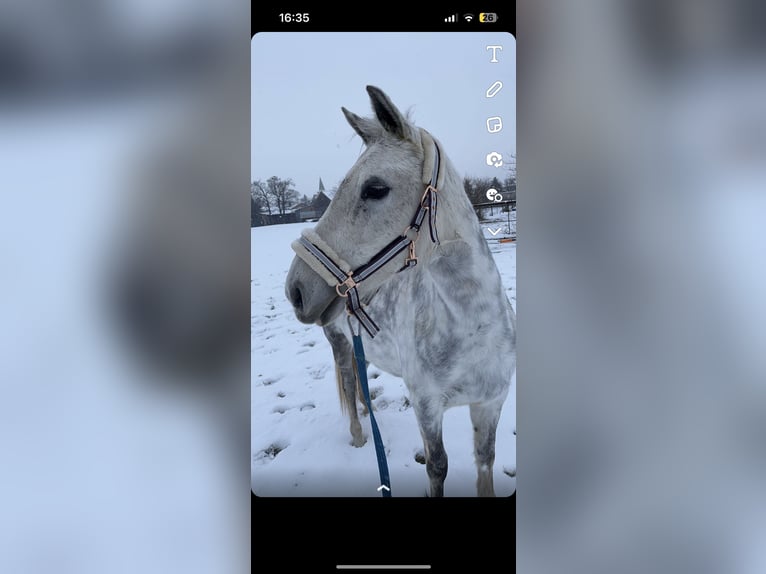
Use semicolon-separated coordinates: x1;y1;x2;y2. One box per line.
0;1;249;572
518;1;766;573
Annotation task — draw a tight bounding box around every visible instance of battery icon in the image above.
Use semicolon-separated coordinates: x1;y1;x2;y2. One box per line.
479;13;498;23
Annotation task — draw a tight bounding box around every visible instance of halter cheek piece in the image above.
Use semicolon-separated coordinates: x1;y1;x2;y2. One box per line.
291;132;442;338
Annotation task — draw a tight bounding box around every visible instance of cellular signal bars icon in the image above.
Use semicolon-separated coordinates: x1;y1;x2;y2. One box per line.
444;13;457;23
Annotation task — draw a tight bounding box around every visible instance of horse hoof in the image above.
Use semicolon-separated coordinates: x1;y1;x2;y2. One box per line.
351;435;367;448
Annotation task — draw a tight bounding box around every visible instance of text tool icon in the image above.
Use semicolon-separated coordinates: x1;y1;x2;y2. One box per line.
486;188;503;202
486;81;503;98
486;45;503;63
486;152;503;167
486;117;503;133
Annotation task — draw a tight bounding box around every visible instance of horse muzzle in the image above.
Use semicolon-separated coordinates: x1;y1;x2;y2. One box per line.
285;256;342;325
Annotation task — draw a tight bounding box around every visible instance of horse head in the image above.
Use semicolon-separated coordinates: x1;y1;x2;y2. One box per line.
285;86;440;327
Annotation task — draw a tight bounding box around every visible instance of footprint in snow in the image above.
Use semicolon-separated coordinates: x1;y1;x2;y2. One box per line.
261;375;283;386
308;365;330;380
254;442;288;462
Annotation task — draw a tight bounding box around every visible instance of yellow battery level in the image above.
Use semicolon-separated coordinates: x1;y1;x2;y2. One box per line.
479;13;498;23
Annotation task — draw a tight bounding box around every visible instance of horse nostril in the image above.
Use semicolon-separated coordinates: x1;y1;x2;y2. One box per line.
290;284;303;311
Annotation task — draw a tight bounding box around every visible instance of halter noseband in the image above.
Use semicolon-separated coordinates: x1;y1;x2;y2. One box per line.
291;133;442;338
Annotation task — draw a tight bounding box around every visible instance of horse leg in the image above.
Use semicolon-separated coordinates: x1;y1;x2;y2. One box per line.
323;324;366;447
413;400;448;497
470;400;503;497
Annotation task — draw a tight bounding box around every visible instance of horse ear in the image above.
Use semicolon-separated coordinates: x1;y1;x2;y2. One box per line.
342;107;379;145
366;85;416;141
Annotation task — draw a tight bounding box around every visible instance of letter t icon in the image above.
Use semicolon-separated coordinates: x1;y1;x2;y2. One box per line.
486;45;503;63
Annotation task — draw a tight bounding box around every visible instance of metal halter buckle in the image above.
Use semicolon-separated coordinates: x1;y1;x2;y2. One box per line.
335;273;357;297
405;241;417;266
421;185;437;207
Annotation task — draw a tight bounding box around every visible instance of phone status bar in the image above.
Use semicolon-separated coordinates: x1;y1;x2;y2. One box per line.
253;9;513;34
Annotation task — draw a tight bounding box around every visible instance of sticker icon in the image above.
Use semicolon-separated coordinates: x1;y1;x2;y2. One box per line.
485;188;503;202
486;117;503;133
486;152;503;167
486;81;503;98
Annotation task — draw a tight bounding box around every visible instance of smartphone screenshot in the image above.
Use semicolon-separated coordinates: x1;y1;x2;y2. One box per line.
252;7;515;570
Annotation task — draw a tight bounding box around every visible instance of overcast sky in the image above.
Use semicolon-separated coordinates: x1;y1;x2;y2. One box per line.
251;32;515;198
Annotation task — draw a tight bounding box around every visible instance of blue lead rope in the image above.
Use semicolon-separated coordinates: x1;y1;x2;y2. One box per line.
352;333;392;497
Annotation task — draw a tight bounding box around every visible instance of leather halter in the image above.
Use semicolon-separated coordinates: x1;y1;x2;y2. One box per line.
292;137;442;338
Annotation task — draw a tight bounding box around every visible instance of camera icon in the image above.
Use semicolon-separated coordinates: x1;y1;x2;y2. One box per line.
486;151;503;168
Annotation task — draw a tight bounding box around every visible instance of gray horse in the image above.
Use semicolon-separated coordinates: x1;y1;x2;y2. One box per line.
285;86;515;497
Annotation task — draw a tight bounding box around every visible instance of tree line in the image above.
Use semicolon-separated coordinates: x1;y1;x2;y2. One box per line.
251;177;299;216
463;152;516;206
252;156;516;217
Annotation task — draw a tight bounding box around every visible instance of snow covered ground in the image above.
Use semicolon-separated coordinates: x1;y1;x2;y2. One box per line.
251;215;516;497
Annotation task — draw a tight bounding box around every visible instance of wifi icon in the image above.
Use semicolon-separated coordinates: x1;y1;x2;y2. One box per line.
464;13;474;22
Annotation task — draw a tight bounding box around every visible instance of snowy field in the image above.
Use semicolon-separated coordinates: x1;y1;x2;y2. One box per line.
251;215;516;497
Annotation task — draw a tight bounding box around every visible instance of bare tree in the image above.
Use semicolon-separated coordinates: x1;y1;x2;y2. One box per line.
463;176;490;205
251;180;272;215
504;153;517;178
264;176;298;215
504;153;517;204
463;176;477;204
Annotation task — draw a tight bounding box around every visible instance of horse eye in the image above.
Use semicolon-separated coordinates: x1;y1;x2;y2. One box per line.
361;179;390;200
